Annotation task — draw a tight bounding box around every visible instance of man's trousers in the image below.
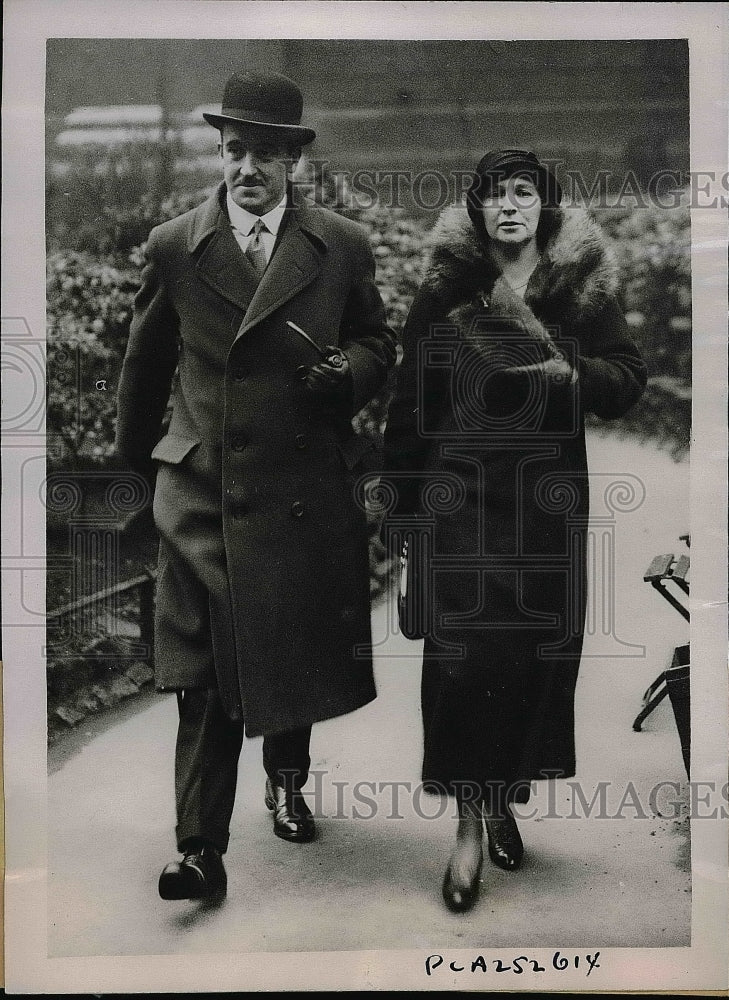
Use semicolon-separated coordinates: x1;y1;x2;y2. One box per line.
174;687;312;853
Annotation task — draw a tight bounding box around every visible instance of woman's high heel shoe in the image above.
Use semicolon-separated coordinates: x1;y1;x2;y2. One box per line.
441;857;483;913
484;811;524;871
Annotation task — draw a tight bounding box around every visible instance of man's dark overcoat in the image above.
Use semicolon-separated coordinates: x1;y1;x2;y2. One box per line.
116;183;396;735
382;204;647;795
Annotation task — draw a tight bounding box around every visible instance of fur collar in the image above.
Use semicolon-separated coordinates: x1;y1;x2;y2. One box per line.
422;204;619;326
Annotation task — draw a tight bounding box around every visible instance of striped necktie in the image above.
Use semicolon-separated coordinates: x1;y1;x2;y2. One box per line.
245;219;268;279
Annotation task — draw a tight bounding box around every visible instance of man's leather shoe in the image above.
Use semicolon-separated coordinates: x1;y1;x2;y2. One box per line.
442;858;482;913
158;844;227;900
484;812;524;871
264;778;316;843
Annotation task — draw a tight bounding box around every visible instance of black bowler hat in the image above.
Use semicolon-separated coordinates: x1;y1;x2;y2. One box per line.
203;70;316;145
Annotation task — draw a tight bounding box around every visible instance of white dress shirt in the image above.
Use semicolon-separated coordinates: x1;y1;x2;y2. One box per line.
226;192;287;264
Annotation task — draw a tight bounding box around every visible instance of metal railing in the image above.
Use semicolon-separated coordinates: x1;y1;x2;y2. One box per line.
47;566;157;664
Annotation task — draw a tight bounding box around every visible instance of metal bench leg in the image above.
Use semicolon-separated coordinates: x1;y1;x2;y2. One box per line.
632;672;668;731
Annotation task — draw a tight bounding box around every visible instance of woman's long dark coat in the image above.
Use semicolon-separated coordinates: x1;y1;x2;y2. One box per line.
116;184;396;736
382;204;647;796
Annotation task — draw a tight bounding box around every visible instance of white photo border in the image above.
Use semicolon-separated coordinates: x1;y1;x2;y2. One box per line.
2;0;727;992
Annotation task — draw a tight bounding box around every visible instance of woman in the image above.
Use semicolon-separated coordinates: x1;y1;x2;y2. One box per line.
382;150;646;912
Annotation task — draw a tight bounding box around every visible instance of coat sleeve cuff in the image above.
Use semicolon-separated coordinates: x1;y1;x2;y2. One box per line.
343;341;390;414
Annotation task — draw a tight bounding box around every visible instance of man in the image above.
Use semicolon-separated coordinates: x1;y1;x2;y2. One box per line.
115;70;396;901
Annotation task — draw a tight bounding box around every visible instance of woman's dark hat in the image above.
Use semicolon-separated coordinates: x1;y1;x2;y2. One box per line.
203;71;316;145
466;149;563;226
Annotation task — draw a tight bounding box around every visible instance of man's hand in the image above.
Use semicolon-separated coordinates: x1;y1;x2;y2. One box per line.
501;355;576;386
303;348;353;411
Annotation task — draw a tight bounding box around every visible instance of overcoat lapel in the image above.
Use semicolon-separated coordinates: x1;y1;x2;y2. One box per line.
237;206;325;337
186;184;327;335
191;202;260;313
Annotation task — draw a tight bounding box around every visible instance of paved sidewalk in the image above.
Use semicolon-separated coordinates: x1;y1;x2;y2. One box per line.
48;432;691;957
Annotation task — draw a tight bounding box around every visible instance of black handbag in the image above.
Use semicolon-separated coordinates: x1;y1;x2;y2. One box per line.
397;531;431;640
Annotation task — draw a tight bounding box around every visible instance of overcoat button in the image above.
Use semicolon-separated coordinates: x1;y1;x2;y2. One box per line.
295;434;307;450
231;435;247;452
232;366;247;382
290;501;305;518
296;365;309;381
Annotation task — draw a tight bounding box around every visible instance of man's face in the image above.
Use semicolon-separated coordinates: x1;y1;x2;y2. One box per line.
220;124;299;215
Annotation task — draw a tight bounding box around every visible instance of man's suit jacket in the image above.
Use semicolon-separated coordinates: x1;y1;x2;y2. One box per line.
116;183;396;733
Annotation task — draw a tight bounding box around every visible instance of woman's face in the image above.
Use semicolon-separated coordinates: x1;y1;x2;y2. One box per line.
481;176;542;246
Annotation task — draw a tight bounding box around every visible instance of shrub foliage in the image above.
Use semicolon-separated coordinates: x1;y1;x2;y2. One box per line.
47;154;691;471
